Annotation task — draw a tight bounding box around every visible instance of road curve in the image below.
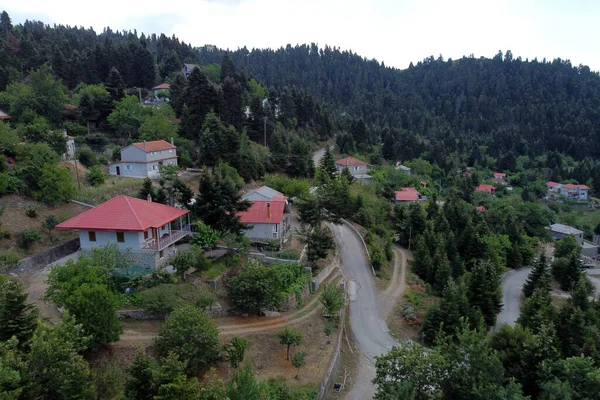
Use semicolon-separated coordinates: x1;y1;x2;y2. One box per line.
330;223;399;399
313;145;335;168
495;267;531;330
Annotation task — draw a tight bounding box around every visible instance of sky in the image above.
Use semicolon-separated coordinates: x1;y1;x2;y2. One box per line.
5;0;600;71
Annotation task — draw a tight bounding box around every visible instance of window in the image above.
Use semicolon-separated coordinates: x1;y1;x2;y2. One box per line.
116;232;125;243
126;164;132;171
88;231;96;242
151;151;156;156
273;224;278;233
169;149;173;153
144;230;149;239
353;166;359;171
152;165;157;171
159;250;164;258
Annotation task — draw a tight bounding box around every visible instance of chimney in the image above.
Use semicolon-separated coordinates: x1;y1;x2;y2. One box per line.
171;137;174;146
267;202;271;220
147;193;152;202
143;140;146;150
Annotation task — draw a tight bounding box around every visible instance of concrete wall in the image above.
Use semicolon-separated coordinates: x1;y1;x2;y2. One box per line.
109;162;148;178
15;238;80;273
317;293;347;400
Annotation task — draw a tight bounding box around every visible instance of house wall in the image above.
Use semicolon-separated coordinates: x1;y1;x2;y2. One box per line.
551;230;584;245
243;222;281;241
79;230;144;251
109;159;177;179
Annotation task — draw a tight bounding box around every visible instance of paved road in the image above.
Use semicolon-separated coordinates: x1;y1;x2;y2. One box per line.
313;145;334;168
330;223;398;399
494;267;531;330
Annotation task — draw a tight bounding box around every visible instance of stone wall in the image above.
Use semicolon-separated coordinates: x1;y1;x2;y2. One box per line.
14;238;80;274
280;282;311;311
317;296;347;400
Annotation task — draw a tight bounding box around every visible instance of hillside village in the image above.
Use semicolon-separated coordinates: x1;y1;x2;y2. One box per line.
2;8;600;400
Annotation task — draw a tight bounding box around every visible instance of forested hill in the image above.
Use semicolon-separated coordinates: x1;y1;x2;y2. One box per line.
214;46;600;161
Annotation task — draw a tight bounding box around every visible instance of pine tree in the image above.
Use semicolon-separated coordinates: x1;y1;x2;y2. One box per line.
180;67;218;139
0;276;39;344
507;241;523;269
105;66;125;102
523;252;550;298
518;288;555;334
318;145;337;181
340;166;354;185
170;73;186;118
220;77;244;131
220;54;237;82
433;248;452;293
467;260;502;327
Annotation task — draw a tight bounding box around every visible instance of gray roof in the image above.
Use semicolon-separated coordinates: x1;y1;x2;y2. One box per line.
398;165;411;172
242;186;286;201
550;223;583;235
183;63;198;71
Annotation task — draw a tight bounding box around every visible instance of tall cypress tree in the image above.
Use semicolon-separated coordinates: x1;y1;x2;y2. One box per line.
318;145;337;181
220;76;244;131
170;73;186;118
467;260;503;327
180;67;217;139
522;252;550;298
105;66;126;102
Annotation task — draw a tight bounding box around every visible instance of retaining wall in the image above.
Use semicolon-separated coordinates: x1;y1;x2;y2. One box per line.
14;238;80;273
317;291;347;400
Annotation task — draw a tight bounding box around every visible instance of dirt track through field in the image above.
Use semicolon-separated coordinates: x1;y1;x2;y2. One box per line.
380;246;409;318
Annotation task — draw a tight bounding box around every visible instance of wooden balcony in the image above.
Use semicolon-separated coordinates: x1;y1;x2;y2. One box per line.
142;225;191;251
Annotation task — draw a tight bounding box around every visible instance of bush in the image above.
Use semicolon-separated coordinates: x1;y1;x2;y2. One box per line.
24;205;38;218
86;165;105;186
190;221;221;248
0;231;10;239
17;229;41;250
0;249;21;270
64;122;88;137
77;146;98;168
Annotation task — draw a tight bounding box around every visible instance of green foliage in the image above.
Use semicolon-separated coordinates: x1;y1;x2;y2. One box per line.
539;356;600;400
85;165;105;186
0;250;20;271
171;248;211;281
227;260;283;314
91;363;123;400
16;228;40;250
155;306;220;375
226;364;269;400
551;254;581;291
319;283;345;318
224;337;248;369
107;95;149;139
263;174;311;198
554;235;581;259
467;260;503;327
190;221;221;248
27;313;95;399
139;283;215;318
277;326;303;360
0;275;39;344
291;351;306;378
523;252;551;298
298;225;335;265
15;142;59;193
23;205;37;218
77;145;98;168
35;164;75;205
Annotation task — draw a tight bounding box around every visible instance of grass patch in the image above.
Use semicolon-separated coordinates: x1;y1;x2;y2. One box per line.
75;177;145;205
200;262;229;281
0;249;21;270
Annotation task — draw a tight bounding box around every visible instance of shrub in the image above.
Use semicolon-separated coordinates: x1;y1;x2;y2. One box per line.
0;249;21;271
64;122;87;137
24;205;38;218
17;229;41;250
0;231;10;239
190;221;221;248
320;283;345;318
86;165;105;186
77;146;98;168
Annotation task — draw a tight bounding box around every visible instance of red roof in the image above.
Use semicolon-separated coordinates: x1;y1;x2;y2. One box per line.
491;177;507;183
395;190;420;202
131;140;176;153
476;184;496;193
238;201;286;224
335;156;372;167
547;181;559;188
402;187;417;192
56;196;189;232
493;172;506;177
562;183;590;190
476;206;487;213
152;83;171;90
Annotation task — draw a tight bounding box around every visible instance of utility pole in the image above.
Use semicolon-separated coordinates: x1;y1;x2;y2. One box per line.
263;116;267;147
408;226;412;251
73;141;81;190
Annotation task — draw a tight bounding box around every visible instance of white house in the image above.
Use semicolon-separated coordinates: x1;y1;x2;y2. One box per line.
109;139;177;179
238;200;291;246
56;195;191;269
182;63;198;78
395;162;411;174
558;184;589;201
549;223;584;245
152;83;170;98
336;156;373;183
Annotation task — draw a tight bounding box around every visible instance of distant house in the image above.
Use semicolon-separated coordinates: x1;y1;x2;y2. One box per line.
476;206;487;213
243;186;288;203
547;181;560;192
238;200;291;246
0;109;10;121
56;195;191;269
182;63;198;78
65;136;75;161
336;156;373;183
394;187;420;204
395;162;411;174
109;140;177;179
549;223;584;245
558;184;589;201
475;184;496;194
491;172;507;185
152;83;170;97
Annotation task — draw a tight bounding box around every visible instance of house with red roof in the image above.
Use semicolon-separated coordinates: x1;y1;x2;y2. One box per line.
0;109;10;121
55;196;191;268
109;139;178;179
475;184;496;194
546;181;560;191
335;156;373;183
491;172;508;185
558;183;590;201
152;83;171;97
237;200;291;246
394;187;421;204
476;206;487;213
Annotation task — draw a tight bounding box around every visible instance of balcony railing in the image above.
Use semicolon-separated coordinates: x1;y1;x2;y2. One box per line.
142;225;191;251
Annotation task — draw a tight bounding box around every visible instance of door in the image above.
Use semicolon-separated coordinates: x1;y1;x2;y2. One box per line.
116;166;120;176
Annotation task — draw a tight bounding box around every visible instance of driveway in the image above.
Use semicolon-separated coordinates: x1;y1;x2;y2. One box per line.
494;267;531;330
330;223;399;399
313;145;334;168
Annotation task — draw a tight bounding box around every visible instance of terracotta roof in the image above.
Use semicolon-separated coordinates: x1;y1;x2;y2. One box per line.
55;196;189;232
238;200;286;224
475;184;496;193
395;190;419;201
493;172;506;177
547;181;559;188
0;109;10;120
562;183;590;190
335;156;372;167
131;140;176;152
152;83;171;90
476;206;487;213
402;187;417;192
491;177;507;183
